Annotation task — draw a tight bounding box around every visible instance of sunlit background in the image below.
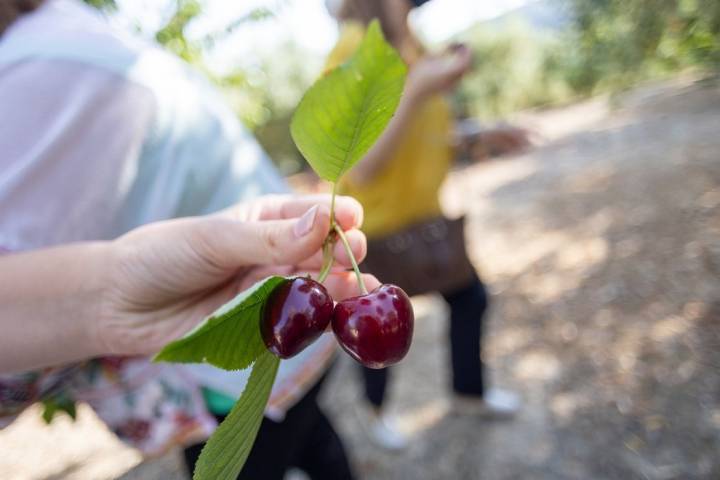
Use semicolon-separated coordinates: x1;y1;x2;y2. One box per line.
89;0;719;174
110;0;533;68
102;0;564;174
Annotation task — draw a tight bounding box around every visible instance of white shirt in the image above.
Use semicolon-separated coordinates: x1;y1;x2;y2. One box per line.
0;0;335;422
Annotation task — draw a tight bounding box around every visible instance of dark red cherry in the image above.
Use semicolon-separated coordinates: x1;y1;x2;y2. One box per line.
332;284;414;369
261;277;334;359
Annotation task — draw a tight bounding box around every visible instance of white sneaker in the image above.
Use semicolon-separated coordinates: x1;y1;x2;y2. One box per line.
452;388;521;418
356;406;409;451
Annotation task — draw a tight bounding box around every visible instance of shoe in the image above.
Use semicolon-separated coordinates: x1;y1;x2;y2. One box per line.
355;405;409;451
368;413;409;451
452;388;521;418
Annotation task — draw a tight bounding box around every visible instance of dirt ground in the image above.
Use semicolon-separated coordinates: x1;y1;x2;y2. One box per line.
1;74;718;480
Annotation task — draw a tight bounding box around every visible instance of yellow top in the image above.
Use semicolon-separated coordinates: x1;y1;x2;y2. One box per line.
325;23;455;238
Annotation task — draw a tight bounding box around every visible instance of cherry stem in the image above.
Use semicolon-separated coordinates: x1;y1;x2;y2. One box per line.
329;182;338;230
317;236;335;283
318;181;367;294
333;223;368;295
318;182;340;284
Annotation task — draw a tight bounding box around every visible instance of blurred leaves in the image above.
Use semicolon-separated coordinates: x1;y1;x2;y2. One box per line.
154;0;203;63
453;0;719;120
82;0;116;12
199;7;274;49
454;23;574;120
152;1;276;64
563;0;720;93
94;0;308;173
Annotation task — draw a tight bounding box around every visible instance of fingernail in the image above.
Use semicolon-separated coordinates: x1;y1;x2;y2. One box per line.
294;205;319;238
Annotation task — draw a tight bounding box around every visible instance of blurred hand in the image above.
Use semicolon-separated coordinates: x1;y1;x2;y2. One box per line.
471;126;533;160
98;194;379;356
405;44;472;101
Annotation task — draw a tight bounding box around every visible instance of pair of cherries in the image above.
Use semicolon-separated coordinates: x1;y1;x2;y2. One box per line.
261;277;414;368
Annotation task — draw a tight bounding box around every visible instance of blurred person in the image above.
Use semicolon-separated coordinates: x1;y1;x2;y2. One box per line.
324;0;523;450
0;1;363;478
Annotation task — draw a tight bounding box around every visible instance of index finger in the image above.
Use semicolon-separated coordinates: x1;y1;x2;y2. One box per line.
258;194;364;230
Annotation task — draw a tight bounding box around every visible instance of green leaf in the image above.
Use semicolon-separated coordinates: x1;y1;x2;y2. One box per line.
193;350;280;480
290;20;407;182
41;394;77;424
154;276;287;370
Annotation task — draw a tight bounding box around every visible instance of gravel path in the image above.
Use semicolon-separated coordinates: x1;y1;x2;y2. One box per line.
1;75;718;480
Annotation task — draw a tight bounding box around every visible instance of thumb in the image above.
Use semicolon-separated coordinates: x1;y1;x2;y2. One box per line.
193;205;331;269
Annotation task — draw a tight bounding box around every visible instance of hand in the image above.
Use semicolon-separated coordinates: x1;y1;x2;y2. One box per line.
405;44;472;102
470;126;533;160
97;194;379;356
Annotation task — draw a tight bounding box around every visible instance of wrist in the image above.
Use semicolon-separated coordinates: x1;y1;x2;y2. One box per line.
0;241;117;373
403;81;429;106
83;241;117;358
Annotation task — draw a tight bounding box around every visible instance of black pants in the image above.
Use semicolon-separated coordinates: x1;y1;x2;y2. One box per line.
363;276;488;408
184;373;354;480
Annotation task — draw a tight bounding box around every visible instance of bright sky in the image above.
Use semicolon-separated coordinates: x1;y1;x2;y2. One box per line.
115;0;529;73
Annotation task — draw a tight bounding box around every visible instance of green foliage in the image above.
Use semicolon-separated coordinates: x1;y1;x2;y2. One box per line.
199;7;275;50
290;20;407;182
564;0;720;93
41;393;77;424
82;0;310;171
193;350;279;480
453;0;720;120
154;276;286;370
154;0;203;63
454;22;574;120
153;1;276;65
82;0;116;12
155;276;286;479
219;41;320;174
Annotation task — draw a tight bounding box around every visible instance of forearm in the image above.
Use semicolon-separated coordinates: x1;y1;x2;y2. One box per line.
0;242;110;373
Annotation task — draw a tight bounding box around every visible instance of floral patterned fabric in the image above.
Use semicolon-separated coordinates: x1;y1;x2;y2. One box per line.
0;357;217;456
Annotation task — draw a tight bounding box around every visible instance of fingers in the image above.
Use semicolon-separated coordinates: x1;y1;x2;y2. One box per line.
192;194;368;274
445;49;472;84
321;272;381;300
236;268;380;302
193;202;369;270
228;194;363;231
192;204;331;268
444;44;472;76
236;265;295;293
283;195;363;231
295;228;366;270
237;267;381;305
